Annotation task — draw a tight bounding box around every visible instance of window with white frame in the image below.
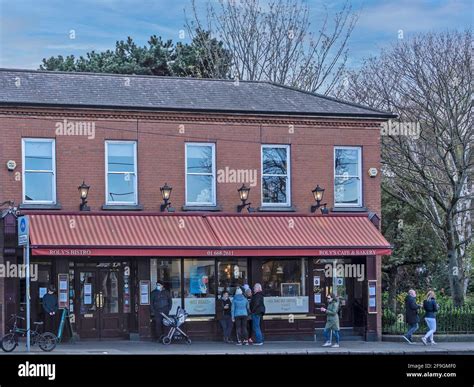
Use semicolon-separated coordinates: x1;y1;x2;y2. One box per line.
105;141;137;205
261;145;291;206
22;138;56;203
334;146;362;207
185;143;216;206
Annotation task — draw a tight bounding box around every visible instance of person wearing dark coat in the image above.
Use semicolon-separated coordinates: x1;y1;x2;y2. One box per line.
42;285;58;334
403;289;421;344
216;291;233;343
422;290;439;345
250;283;265;345
150;280;173;342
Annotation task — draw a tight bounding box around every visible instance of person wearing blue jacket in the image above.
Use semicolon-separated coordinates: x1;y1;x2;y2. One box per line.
422;290;439;345
231;288;250;345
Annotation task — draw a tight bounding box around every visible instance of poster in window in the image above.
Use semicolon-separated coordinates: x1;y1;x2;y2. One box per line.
368;280;377;314
313;277;320;286
190;266;208;295
139;280;150;305
39;287;47;299
280;283;300;297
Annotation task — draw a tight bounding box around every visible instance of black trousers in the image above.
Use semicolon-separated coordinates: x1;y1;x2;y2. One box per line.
154;315;166;339
219;315;233;339
44;312;57;335
235;316;248;342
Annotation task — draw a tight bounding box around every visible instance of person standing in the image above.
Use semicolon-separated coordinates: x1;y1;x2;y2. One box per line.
231;288;250;345
216;291;233;343
150;280;172;342
244;286;253;343
321;293;340;348
403;289;421;344
42;285;58;335
250;283;265;346
422;290;439;345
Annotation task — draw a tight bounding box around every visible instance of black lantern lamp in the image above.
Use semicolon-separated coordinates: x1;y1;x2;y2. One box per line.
237;184;255;213
78;181;90;211
160;183;174;212
311;185;329;214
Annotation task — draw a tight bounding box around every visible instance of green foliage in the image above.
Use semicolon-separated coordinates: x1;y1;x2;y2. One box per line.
39;30;232;79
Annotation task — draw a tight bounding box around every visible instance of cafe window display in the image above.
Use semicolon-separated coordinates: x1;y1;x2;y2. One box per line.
261;259;308;314
150;259;182;314
184;259;216;315
217;258;248;296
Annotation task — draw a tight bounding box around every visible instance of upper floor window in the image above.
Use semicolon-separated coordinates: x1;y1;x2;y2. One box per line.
105;141;137;205
334;146;362;207
22;138;56;203
261;145;291;206
185;143;216;206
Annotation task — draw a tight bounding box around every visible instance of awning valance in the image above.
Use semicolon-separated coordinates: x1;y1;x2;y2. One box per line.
28;213;392;257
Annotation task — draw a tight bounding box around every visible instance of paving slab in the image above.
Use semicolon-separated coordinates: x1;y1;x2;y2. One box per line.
2;340;473;355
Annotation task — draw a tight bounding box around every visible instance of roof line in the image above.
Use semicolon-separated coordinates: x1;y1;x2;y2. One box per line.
266;81;395;116
0;102;396;119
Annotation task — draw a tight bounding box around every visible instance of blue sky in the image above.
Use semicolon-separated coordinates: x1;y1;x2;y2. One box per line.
0;0;472;70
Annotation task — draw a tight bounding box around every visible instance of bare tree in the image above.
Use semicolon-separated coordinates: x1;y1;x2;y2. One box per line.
185;0;357;94
337;30;473;306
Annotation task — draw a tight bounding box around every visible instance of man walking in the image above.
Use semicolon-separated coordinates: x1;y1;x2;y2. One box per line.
250;283;265;345
42;285;58;334
150;280;172;343
403;289;421;344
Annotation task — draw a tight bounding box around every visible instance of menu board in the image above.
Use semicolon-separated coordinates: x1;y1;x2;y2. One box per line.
58;274;69;309
140;280;150;305
368;280;377;314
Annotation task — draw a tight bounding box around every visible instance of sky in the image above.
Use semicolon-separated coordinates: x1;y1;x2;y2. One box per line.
0;0;472;70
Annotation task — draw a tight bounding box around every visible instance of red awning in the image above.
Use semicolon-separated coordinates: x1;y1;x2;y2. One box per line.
28;213;392;257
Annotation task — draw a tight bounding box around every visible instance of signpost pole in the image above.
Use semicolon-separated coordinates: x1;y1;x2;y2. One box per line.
18;216;30;352
25;241;30;352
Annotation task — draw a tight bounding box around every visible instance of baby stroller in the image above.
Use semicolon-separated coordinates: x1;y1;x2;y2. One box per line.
160;307;191;345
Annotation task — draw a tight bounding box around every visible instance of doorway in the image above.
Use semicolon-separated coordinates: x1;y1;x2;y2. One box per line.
75;261;131;339
313;258;355;327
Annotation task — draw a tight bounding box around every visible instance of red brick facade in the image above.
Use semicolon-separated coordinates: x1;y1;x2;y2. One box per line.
0;108;383;214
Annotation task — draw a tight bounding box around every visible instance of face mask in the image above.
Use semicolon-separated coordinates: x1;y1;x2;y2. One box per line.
156;285;162;291
222;295;228;300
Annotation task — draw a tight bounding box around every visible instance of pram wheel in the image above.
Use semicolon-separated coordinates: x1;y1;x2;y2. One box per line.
162;336;172;345
185;337;192;345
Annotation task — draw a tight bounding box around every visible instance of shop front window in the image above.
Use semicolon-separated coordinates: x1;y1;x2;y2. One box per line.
184;259;216;315
217;258;248;296
261;258;308;313
150;259;182;314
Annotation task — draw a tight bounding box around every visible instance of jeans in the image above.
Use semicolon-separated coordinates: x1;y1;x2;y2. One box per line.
251;314;264;343
423;318;436;342
44;312;57;335
323;327;339;344
219;315;233;340
234;316;248;342
405;322;419;339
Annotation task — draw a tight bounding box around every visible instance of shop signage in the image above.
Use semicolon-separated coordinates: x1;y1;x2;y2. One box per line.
18;216;29;246
264;296;309;314
47;249;92;256
184;298;215;315
317;249;378;256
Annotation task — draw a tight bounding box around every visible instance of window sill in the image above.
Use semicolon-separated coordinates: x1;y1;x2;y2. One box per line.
102;204;144;211
182;205;222;212
257;206;296;212
331;206;368;212
19;203;62;210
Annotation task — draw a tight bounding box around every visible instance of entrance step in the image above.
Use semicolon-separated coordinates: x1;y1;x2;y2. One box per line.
314;327;365;342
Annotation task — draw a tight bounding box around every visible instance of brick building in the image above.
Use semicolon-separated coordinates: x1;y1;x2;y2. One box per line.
0;68;394;341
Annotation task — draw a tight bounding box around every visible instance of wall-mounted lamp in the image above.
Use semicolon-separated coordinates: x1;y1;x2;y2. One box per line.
237;184;255;213
78;181;90;211
160;183;174;212
311;185;329;214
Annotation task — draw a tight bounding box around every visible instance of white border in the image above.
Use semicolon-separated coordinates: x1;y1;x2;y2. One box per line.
22;138;56;204
333;146;362;207
261;144;291;207
185;142;216;206
105;140;138;205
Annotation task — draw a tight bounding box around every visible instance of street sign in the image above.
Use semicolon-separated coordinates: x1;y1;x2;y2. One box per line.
18;216;29;246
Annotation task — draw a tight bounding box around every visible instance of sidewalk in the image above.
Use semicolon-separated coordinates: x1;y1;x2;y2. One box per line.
3;340;474;355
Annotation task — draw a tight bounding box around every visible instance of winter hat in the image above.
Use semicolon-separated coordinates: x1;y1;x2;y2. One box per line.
243;284;250;291
235;288;243;295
